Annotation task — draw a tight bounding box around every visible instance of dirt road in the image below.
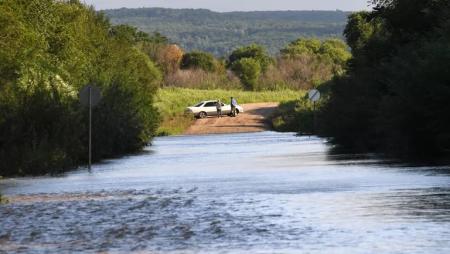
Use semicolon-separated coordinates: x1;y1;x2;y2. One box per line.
184;102;278;135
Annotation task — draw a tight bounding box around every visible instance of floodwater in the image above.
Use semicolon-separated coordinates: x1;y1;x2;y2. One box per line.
1;132;450;253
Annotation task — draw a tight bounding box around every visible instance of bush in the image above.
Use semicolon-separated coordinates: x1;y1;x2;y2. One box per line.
270;95;318;134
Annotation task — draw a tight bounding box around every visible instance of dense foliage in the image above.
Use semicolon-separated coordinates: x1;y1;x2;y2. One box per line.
319;0;450;159
258;38;351;91
104;8;348;56
180;51;220;73
281;38;351;69
164;38;350;91
226;45;269;90
0;0;161;176
231;58;262;91
271;97;314;134
227;44;273;72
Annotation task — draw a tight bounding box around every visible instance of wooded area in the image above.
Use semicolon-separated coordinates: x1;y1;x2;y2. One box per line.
271;0;450;160
0;0;161;176
318;0;450;159
104;8;348;56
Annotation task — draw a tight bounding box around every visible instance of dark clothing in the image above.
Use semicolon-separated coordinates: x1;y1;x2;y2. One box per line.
216;101;222;117
230;98;238;117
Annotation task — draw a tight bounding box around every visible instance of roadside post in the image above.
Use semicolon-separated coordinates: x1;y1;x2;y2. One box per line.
80;85;102;171
308;89;321;135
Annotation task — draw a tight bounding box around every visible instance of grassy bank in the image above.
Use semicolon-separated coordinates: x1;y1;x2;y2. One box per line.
155;88;304;135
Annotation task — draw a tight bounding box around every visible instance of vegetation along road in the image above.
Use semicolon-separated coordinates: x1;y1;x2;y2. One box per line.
184;102;278;135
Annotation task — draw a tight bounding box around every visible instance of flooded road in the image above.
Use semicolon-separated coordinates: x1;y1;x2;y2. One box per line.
1;132;450;253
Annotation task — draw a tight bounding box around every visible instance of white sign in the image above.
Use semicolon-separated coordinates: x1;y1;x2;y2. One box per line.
308;89;321;102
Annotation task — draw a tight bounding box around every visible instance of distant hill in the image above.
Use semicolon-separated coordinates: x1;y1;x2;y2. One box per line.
104;8;349;56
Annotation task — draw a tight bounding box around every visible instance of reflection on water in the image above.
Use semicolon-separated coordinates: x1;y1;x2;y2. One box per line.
1;132;450;253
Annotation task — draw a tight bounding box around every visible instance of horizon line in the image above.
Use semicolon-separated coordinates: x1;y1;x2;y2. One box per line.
94;6;367;13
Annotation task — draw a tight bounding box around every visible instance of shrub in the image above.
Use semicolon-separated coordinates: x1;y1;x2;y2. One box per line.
231;58;261;90
270;95;317;134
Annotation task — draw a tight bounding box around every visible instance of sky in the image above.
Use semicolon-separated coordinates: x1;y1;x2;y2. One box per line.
83;0;371;12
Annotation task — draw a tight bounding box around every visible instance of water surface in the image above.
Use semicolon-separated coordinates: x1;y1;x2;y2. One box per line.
1;132;450;253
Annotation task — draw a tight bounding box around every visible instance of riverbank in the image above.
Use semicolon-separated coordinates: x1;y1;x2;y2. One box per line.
184;102;278;135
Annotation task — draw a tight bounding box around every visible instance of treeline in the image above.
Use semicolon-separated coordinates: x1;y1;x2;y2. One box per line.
318;0;450;159
150;36;350;136
104;8;348;56
154;39;350;91
0;0;162;176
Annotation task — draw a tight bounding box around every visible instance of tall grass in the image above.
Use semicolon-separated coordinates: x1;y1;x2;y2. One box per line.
155;87;304;135
164;69;242;90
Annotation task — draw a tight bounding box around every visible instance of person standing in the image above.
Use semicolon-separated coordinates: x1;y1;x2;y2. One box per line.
216;100;222;118
230;97;238;117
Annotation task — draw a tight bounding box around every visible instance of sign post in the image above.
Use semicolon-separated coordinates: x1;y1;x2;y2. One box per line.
80;85;101;171
308;89;321;135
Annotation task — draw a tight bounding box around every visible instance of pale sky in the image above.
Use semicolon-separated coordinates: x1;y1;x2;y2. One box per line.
83;0;371;12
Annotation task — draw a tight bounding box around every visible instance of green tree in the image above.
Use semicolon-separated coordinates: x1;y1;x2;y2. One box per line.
319;39;351;66
231;58;261;90
278;38;350;81
319;0;450;159
180;51;218;72
109;24;166;44
228;44;272;72
280;38;322;57
281;38;350;66
0;0;162;176
343;12;378;54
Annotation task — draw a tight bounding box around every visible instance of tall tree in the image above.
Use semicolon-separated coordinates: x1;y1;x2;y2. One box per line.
320;0;450;158
181;51;218;72
231;58;261;91
228;44;273;72
0;0;162;176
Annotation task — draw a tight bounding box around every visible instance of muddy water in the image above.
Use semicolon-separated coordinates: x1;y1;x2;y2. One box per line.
1;132;450;253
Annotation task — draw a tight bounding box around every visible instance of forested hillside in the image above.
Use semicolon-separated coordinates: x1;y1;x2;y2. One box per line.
104;8;349;56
